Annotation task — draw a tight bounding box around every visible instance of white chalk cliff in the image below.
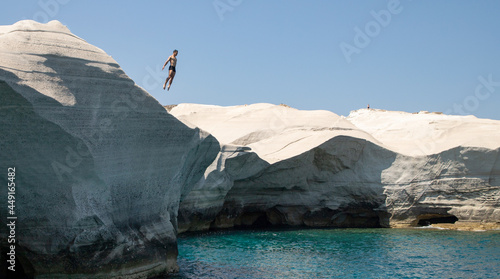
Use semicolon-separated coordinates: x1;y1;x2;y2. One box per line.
170;104;500;231
0;20;219;278
1;19;499;279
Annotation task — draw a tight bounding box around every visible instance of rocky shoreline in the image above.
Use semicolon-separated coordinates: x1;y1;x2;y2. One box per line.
170;103;500;234
1;20;499;278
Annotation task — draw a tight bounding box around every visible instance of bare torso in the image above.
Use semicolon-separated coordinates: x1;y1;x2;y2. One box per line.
170;55;177;67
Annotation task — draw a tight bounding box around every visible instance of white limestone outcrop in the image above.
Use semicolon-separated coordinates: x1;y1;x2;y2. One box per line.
347;109;500;156
171;103;386;231
347;109;500;227
1;18;498;279
0;20;219;278
170;104;500;231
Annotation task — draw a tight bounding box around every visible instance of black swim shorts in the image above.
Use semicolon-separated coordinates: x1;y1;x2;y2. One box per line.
169;66;176;72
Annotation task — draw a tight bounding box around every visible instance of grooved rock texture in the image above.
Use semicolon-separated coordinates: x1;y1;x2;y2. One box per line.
0;20;219;278
347;109;500;227
170;104;500;232
1;18;499;279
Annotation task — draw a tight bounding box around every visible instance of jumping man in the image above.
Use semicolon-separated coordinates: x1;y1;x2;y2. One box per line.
162;49;178;90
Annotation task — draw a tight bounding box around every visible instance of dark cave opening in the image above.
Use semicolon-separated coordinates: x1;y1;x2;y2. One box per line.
251;213;273;228
417;214;459;226
234;212;273;229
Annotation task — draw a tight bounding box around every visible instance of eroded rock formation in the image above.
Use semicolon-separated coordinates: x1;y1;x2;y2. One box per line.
0;20;219;278
170;104;500;232
1;18;499;279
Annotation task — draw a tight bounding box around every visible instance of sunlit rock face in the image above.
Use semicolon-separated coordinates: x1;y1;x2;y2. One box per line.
0;20;219;278
347;109;500;228
171;104;500;231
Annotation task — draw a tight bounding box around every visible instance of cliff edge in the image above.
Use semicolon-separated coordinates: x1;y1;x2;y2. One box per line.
0;20;219;278
170;104;500;232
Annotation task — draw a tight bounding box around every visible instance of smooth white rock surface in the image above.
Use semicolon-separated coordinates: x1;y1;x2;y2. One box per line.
170;104;500;230
347;108;500;156
0;20;219;278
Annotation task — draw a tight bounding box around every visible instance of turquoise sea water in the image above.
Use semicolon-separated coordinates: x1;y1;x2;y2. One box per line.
170;228;500;279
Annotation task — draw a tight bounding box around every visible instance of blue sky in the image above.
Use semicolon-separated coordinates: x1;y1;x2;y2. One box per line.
2;1;500;119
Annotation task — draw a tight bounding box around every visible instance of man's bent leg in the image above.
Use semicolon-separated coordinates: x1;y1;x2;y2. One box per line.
167;71;176;90
163;77;170;90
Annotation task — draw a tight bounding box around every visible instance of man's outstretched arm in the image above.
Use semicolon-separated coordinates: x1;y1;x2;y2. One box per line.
162;57;171;70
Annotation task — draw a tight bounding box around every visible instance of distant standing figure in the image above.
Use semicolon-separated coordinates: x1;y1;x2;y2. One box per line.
367;104;370;109
162;49;178;91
